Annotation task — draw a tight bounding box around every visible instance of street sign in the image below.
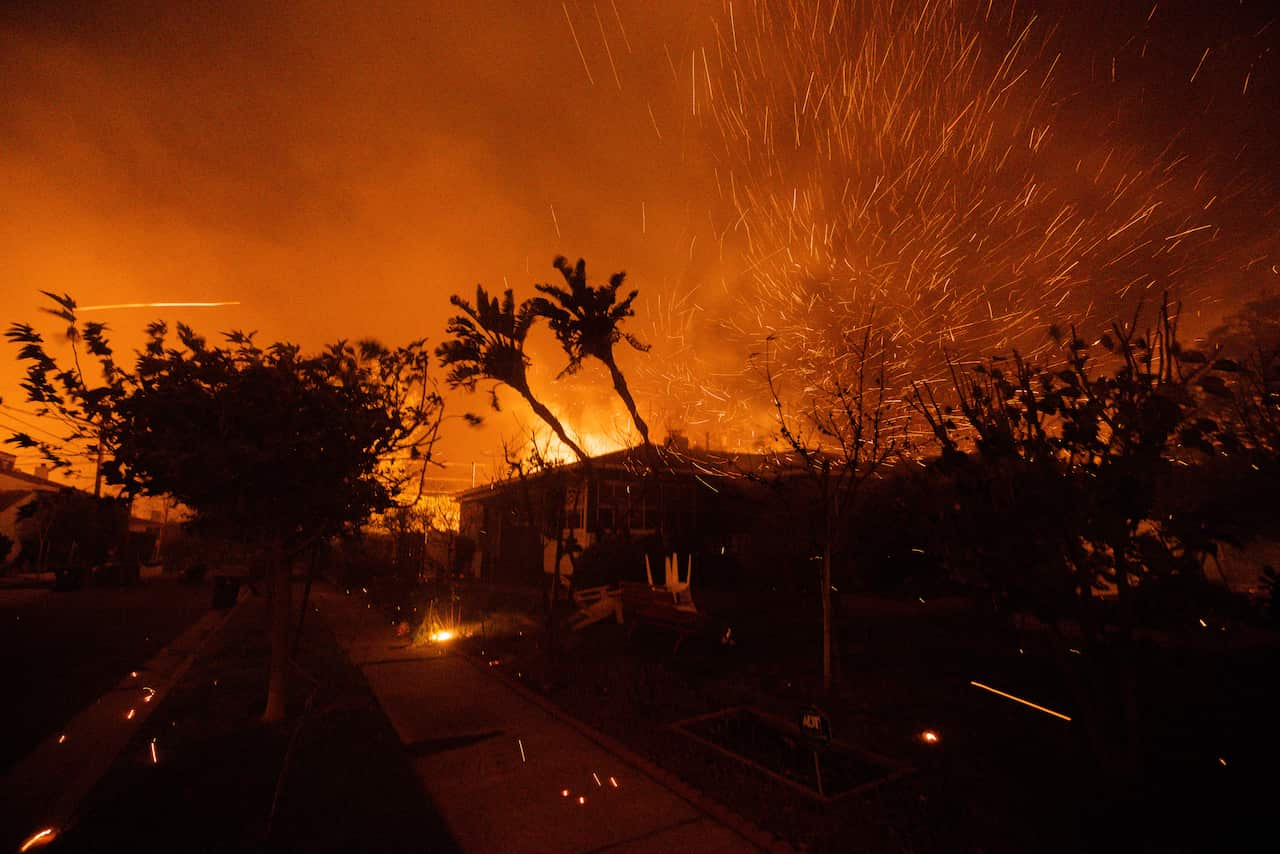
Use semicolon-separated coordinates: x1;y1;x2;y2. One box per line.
800;705;831;741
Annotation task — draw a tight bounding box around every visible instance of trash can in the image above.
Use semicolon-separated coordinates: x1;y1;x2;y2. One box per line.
212;575;242;609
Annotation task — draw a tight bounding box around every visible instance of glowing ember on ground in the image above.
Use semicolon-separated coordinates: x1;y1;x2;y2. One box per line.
577;796;586;805
561;789;570;798
19;828;56;851
920;730;940;745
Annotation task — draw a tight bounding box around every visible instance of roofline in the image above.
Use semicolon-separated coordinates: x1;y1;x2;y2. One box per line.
453;443;801;502
0;468;64;491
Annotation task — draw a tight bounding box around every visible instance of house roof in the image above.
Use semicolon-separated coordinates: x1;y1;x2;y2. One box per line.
0;467;63;492
454;443;804;503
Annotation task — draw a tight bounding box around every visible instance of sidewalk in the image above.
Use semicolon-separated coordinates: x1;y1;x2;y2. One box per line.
314;585;770;854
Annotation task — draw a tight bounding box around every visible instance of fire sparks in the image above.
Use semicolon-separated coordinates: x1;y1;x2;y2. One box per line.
77;301;241;312
126;708;136;721
970;680;1072;721
150;738;159;764
920;730;940;745
633;0;1267;439
428;630;455;643
19;829;56;852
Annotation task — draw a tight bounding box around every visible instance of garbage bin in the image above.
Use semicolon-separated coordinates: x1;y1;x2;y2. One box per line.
212;575;242;609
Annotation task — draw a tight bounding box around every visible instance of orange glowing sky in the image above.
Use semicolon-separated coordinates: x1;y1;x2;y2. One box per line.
2;1;1276;491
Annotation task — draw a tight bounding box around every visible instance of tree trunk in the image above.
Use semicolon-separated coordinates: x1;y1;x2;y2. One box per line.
822;540;833;694
520;390;590;464
292;542;320;658
604;356;666;549
1110;540;1142;783
263;540;290;724
605;357;652;452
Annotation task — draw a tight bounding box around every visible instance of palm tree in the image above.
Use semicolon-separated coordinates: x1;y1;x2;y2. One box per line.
436;285;589;463
531;257;656;465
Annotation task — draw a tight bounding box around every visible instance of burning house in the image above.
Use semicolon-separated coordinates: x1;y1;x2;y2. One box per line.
455;440;805;589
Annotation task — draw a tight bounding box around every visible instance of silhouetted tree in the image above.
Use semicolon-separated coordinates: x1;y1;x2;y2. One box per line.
913;296;1233;780
6;292;120;495
764;323;905;693
531;257;655;465
1205;293;1280;463
437;285;589;463
437;283;596;664
9;294;443;723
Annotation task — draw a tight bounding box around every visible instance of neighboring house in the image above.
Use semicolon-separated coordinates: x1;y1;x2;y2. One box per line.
0;452;61;566
0;452;61;493
0;490;38;565
455;440;799;588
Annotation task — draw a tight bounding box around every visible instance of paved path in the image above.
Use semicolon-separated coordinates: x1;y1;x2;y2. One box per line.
315;586;766;854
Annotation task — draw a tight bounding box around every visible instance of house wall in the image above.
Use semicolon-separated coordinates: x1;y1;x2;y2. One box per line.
0;491;37;564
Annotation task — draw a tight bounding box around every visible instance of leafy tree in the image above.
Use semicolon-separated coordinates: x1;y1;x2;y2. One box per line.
6;292;122;495
9;295;443;722
764;323;904;693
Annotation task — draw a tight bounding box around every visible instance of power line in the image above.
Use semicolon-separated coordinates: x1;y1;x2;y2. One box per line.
0;411;67;442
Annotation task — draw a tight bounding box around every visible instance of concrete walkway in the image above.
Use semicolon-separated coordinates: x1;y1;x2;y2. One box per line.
314;585;770;854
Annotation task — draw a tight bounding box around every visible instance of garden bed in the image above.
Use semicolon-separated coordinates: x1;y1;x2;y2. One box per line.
674;706;910;801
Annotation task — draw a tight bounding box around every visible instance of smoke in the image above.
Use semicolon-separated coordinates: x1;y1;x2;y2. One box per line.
1;1;1276;481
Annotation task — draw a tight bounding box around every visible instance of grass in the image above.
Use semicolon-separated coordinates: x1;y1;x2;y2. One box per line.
53;590;458;854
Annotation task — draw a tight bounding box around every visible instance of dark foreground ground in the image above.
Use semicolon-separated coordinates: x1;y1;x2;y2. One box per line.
447;586;1278;853
26;575;1275;853
0;574;210;771
50;590;457;854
